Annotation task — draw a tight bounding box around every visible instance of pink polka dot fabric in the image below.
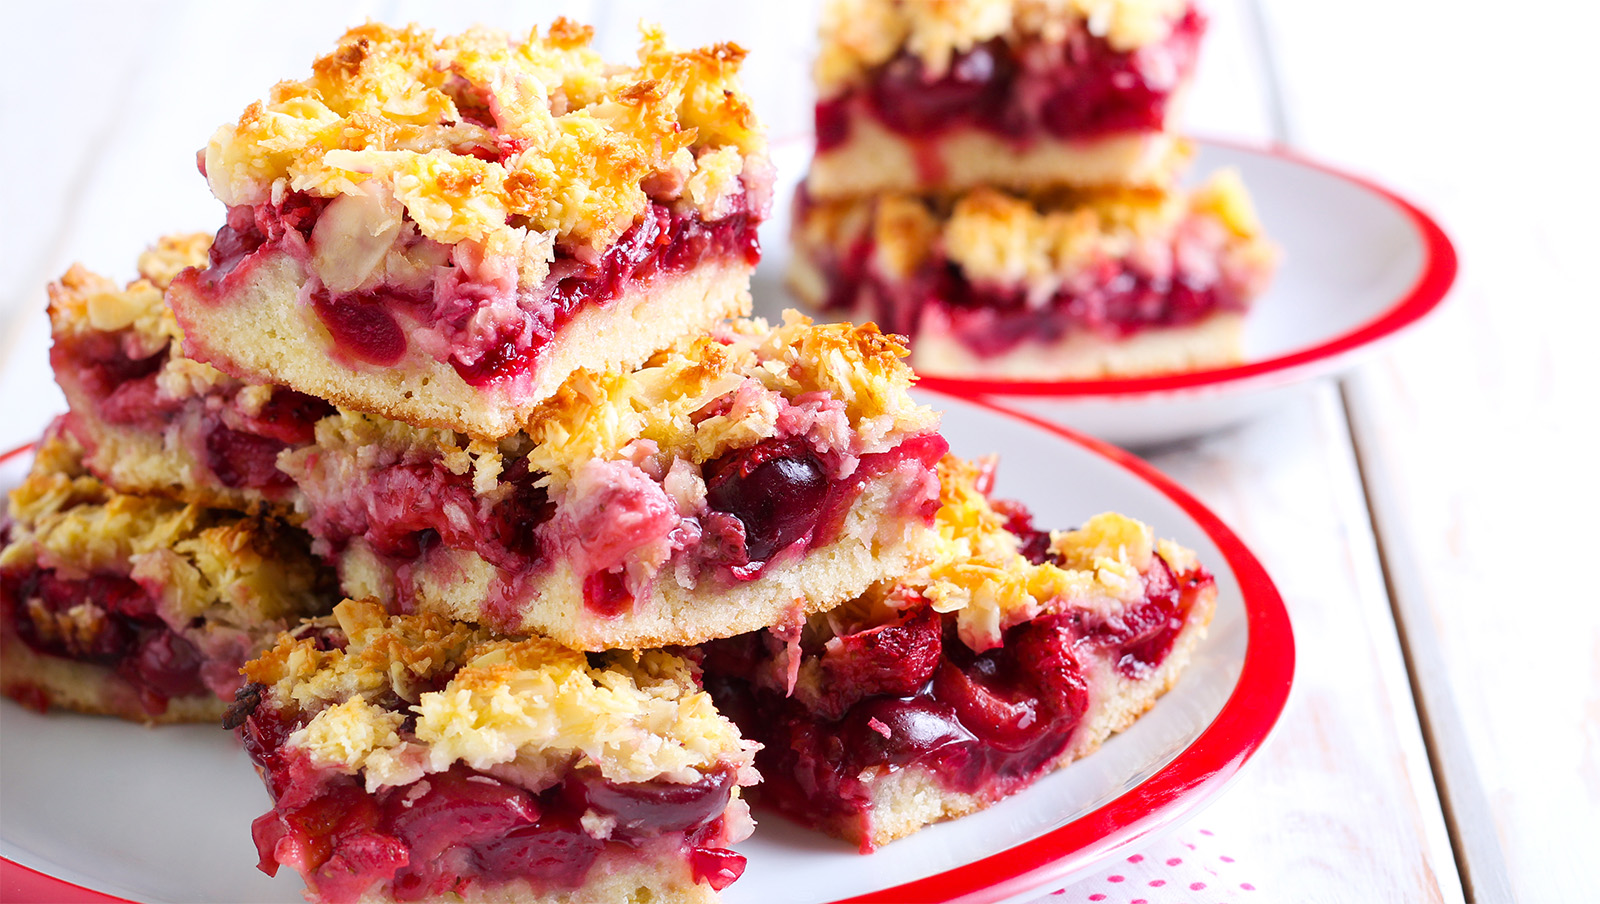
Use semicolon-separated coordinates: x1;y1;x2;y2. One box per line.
1029;829;1260;903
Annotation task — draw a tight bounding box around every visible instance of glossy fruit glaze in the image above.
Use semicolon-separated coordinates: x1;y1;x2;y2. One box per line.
697;508;1212;849
194;189;761;388
233;697;743;904
1;567;210;716
52;327;333;493
815;8;1204;151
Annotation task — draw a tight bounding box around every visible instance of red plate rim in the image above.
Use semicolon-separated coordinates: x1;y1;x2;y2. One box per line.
0;395;1294;904
912;137;1458;399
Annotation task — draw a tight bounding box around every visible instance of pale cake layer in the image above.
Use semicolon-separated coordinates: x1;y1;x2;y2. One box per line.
806;116;1188;199
171;254;753;439
340;464;940;650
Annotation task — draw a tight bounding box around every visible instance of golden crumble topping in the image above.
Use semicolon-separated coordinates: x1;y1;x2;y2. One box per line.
244;600;756;788
46;235;205;357
526;311;937;482
2;431;328;628
912;455;1192;650
204;20;767;255
816;0;1190;95
48;234;334;411
798;169;1266;287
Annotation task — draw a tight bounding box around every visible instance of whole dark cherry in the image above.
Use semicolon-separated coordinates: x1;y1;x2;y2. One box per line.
561;768;734;838
703;438;830;563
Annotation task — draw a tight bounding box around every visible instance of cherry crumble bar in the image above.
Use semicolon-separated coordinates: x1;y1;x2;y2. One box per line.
808;0;1204;198
696;455;1216;850
288;314;947;651
0;426;335;723
168;20;773;439
229;599;758;904
790;171;1278;379
48;234;334;514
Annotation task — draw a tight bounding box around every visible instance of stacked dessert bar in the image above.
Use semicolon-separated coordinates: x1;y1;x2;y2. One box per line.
1;15;1221;904
791;0;1279;379
2;240;339;725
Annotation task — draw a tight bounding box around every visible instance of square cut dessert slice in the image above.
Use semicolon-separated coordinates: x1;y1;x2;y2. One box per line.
48;234;334;514
168;19;773;439
790;171;1278;379
0;425;335;724
285;314;947;650
226;599;758;904
696;455;1216;850
807;0;1204;198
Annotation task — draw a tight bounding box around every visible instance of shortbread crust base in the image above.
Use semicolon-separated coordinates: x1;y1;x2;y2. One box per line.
807;116;1188;199
170;253;753;439
341;465;937;650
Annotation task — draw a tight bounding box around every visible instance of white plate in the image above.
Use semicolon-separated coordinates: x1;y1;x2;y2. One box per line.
753;139;1457;449
0;392;1293;903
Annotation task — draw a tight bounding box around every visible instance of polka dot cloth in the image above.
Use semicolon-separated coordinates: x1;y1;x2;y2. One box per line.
1027;829;1261;903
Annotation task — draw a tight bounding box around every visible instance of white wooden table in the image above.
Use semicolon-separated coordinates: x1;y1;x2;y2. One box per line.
2;2;1595;901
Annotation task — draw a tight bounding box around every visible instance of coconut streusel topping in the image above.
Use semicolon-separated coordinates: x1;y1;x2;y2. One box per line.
46;234;203;356
204;20;767;259
799;169;1264;288
243;599;757;790
524;311;937;482
911;455;1194;650
816;0;1190;95
1;430;326;627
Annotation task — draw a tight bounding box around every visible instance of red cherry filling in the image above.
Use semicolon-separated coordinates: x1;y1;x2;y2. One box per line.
203;421;296;490
202;191;329;290
703;438;830;564
702;554;1206;842
239;701;744;903
1;568;210;715
867;40;1012;137
1073;554;1197;678
991;498;1057;565
562;767;736;838
307;455;553;575
449;202;761;387
814;8;1205;152
815;607;944;719
310;286;411;367
703;606;1092;839
809;218;1245;359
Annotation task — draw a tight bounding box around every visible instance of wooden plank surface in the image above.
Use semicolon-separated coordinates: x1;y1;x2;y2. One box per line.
0;2;1475;901
1257;0;1600;898
1143;383;1462;902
